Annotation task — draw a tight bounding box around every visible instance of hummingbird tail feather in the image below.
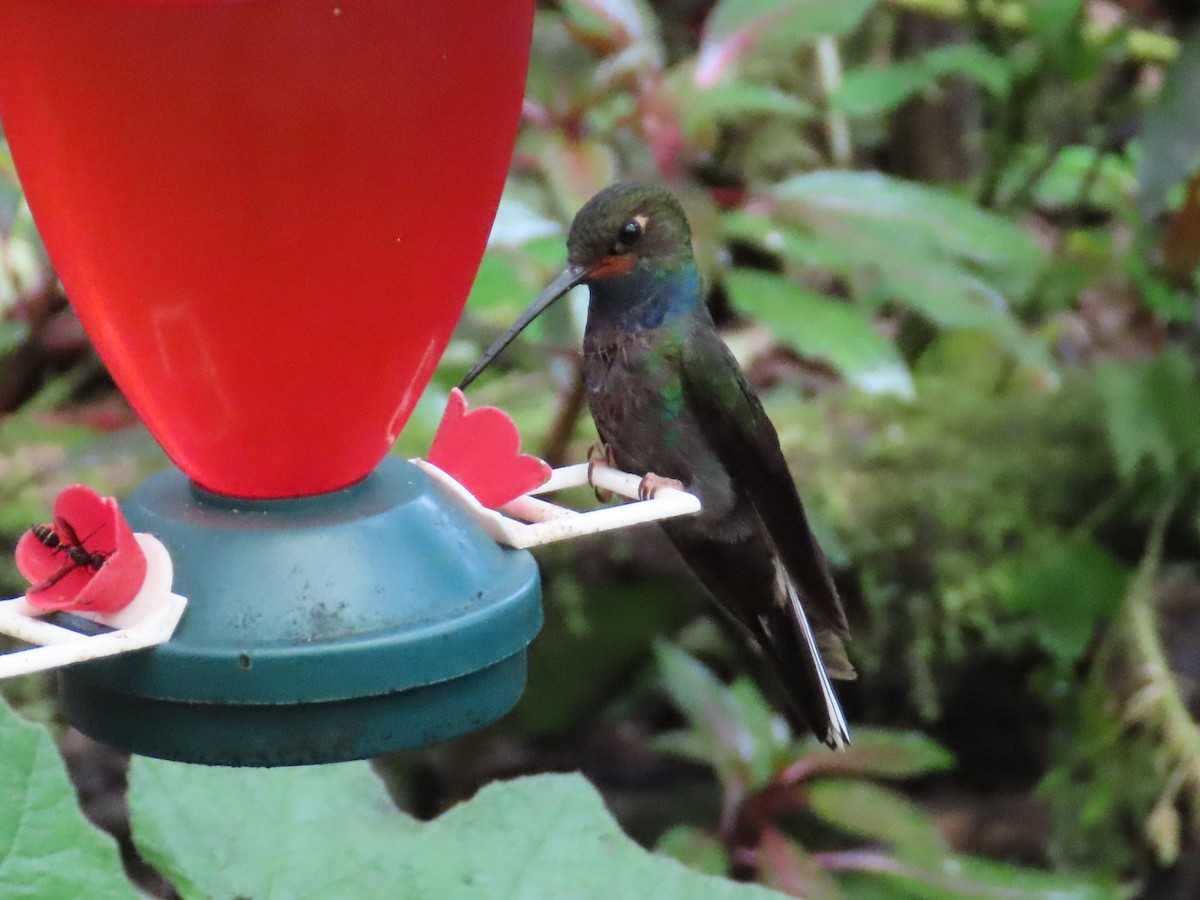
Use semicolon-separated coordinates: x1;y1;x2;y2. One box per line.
774;559;851;750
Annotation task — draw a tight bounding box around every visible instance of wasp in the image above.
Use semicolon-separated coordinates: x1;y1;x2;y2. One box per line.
27;517;109;593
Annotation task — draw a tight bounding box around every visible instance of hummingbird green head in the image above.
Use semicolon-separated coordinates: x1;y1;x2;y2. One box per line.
565;182;694;278
459;182;696;390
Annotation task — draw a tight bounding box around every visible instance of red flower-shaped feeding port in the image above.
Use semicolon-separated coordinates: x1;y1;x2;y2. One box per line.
16;485;147;614
427;389;552;510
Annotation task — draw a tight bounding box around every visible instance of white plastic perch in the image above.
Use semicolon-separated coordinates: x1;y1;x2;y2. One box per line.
415;460;702;549
0;533;187;679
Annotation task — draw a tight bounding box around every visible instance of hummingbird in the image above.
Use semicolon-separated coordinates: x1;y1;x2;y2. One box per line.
460;182;853;748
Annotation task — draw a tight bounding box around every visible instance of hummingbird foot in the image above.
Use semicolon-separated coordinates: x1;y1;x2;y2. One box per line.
637;473;685;501
586;442;617;502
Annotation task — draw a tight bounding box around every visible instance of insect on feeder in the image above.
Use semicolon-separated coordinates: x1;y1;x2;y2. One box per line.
0;0;701;766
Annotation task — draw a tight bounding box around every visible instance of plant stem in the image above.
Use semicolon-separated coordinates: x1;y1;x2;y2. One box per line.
539;361;588;467
1112;491;1200;843
815;37;853;168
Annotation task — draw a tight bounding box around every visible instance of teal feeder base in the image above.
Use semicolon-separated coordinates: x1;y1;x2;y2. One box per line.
58;457;542;766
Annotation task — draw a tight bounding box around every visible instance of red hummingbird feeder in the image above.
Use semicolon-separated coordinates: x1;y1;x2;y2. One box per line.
0;0;539;764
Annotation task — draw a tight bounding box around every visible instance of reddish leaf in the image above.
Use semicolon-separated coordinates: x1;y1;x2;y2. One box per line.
427;388;551;509
1162;170;1200;284
758;827;843;899
16;485;147;613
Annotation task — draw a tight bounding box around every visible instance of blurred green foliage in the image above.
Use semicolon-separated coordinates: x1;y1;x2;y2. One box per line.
3;0;1200;896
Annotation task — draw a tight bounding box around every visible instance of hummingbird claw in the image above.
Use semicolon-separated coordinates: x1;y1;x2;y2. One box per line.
586;442;617;503
637;473;685;501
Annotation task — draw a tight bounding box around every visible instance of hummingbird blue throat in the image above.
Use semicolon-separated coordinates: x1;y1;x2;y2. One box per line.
585;263;704;334
460;181;854;749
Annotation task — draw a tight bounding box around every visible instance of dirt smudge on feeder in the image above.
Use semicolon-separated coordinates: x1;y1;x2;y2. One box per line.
306;600;352;641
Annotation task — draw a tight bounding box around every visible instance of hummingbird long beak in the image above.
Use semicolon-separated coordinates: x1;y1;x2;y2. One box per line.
458;263;588;390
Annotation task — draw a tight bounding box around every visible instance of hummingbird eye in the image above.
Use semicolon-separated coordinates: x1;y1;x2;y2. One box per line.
615;218;643;251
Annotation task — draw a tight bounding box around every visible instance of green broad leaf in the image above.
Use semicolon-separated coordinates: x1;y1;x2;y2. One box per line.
1141;347;1200;470
655;825;731;877
723;212;860;274
807;780;946;855
561;0;662;55
729;675;797;779
409;775;781;899
1002;539;1129;662
765;172;1050;368
830;62;931;117
0;699;137;899
831;44;1008;118
790;729;954;780
696;0;879;84
877;257;1052;372
129;758;419;898
852;847;1120;900
683;82;817;135
919;44;1010;96
1025;0;1082;40
1094;361;1174;478
1095;351;1200;479
758;827;844;900
654;642;776;794
1015;146;1137;212
770;171;1043;290
725;269;913;398
1139;27;1200;220
130;761;781;900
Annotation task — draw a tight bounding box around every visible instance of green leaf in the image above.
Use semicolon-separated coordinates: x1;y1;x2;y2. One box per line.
683;82;816;135
1139;27;1200;220
653;642;775;793
920;44;1010;96
129;758;418;898
820;44;1007;117
561;0;662;55
791;729;954;780
758;827;844;900
413;775;780;899
1014;146;1137;213
770;172;1043;291
697;0;879;84
655;825;731;877
1095;350;1200;479
0;699;136;899
830;63;931;117
723;211;858;274
807;780;946;855
725;269;913;397
1025;0;1081;40
1002;539;1129;661
766;172;1051;368
130;761;780;900
850;848;1120;899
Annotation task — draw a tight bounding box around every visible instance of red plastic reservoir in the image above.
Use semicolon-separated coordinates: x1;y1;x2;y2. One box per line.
0;1;532;497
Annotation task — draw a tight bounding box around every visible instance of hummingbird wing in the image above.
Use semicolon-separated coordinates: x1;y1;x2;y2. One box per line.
678;326;854;749
679;326;850;639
